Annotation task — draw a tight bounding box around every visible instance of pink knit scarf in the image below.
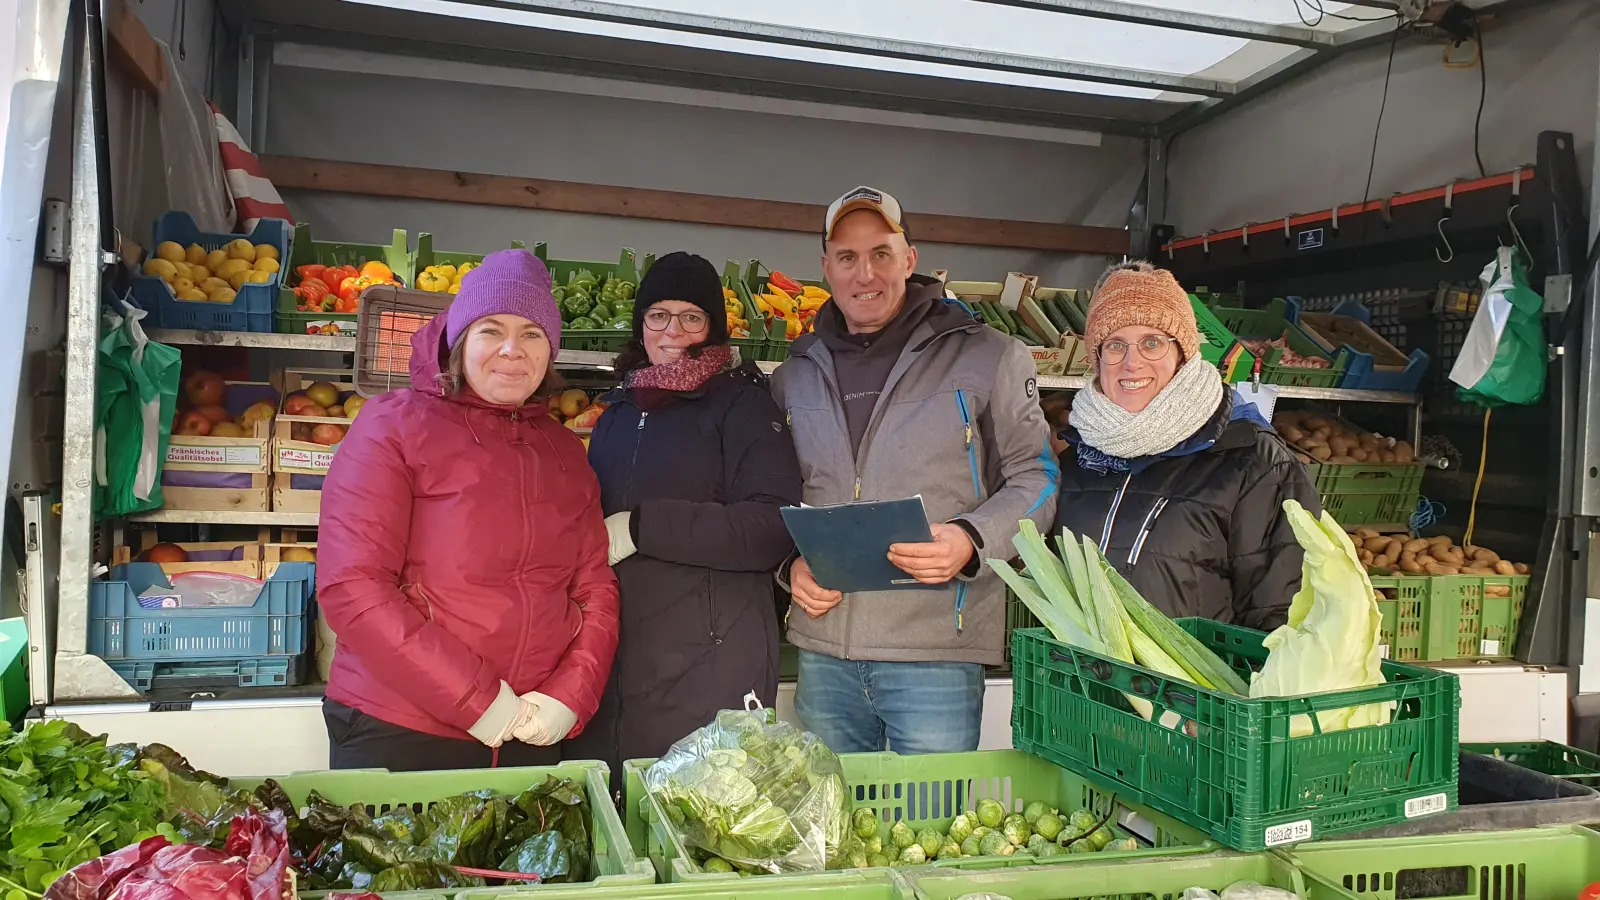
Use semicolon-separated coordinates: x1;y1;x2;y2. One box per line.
624;344;736;392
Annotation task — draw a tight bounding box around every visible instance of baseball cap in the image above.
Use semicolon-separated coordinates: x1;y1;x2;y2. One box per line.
824;186;906;239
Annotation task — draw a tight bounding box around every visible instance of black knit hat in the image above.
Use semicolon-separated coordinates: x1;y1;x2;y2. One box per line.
634;252;728;344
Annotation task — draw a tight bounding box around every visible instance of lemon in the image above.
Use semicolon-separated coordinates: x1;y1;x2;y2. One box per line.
215;259;251;280
208;286;237;304
187;264;212;283
228;271;252;291
253;258;280;274
172;277;196;294
246;270;272;284
254;244;279;261
175;287;208;302
142;258;178;281
184;243;207;265
225;238;256;262
154;241;185;263
206;248;230;271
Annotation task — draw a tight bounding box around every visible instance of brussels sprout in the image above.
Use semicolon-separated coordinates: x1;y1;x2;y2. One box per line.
1022;801;1052;825
899;844;928;865
865;835;884;856
1068;839;1096;854
1101;838;1140;853
975;799;1007;829
1026;833;1049;853
970;826;992;840
978;831;1011;857
917;828;943;858
1068;809;1099;834
890;820;916;850
960;834;983;857
847;850;869;869
947;813;975;845
937;841;961;861
1034;812;1064;842
1088;827;1115;851
867;853;889;868
1002;815;1032;847
1036;841;1065;858
853;808;880;840
703;857;734;873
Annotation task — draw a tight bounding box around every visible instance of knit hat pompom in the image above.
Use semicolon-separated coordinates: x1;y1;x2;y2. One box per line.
1083;261;1199;364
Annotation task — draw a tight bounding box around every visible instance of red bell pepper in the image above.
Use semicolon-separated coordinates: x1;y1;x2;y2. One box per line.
769;270;804;295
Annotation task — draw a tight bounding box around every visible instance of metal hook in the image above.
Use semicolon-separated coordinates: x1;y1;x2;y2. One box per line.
1435;182;1455;263
1506;204;1531;260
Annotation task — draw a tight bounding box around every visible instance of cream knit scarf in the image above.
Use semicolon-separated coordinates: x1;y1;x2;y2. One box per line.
1068;354;1225;461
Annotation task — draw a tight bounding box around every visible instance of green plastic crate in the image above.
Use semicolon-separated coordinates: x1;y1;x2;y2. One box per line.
1369;574;1528;661
276;223;411;337
1188;296;1256;384
231;761;655;895
1463;741;1600;783
623;749;1213;884
721;260;772;363
907;849;1357;900
1214;299;1346;388
412;232;530;276
1283;824;1600;900
1010;620;1461;852
0;618;26;725
1315;463;1424;529
458;870;913;900
744;259;827;362
544;246;642;352
1003;588;1041;670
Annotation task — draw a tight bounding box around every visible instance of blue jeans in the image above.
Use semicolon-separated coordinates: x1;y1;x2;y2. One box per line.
794;649;985;754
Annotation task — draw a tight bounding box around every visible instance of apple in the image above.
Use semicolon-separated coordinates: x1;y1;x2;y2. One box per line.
209;421;245;438
140;543;189;563
239;401;276;429
196;404;231;425
326;404;344;418
343;395;366;420
183;370;226;407
175;410;212;436
311;423;347;446
558;389;590;419
283;393;317;416
305;381;341;409
280;547;317;562
302;403;328;418
290;422;314;442
573;407;604;429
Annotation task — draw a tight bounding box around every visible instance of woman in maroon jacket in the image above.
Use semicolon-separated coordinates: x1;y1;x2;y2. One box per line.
316;249;620;771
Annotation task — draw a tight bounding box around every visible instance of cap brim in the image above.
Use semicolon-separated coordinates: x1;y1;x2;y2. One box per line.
826;199;905;238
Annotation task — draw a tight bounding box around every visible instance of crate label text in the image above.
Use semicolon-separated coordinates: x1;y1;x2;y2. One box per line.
1404;793;1449;818
1263;820;1312;847
167;444;262;467
277;446;337;470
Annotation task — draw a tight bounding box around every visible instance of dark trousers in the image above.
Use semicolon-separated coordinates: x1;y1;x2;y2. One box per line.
324;699;560;771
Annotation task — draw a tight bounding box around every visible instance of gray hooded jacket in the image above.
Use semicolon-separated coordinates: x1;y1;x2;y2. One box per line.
771;278;1058;666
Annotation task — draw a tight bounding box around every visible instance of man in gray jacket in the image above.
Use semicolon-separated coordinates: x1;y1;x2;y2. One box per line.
772;186;1057;754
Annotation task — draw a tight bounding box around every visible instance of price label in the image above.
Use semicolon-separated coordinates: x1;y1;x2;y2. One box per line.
1378;644;1390;659
277;446;337;470
1405;793;1449;818
1263;820;1313;847
166;444;262;466
1480;639;1501;656
225;446;262;466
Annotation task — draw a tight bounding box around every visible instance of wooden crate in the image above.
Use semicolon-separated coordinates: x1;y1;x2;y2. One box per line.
163;380;275;513
263;528;317;577
270;369;358;514
112;534;267;578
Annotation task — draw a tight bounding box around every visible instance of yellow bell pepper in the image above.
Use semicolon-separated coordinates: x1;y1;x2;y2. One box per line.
447;281;462;295
435;264;458;281
416;269;452;292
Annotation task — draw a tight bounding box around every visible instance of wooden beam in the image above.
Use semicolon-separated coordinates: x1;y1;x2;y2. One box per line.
260;156;1130;256
106;0;165;95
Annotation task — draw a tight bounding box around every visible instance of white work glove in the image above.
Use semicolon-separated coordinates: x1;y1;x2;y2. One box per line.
466;682;537;749
605;512;636;566
512;691;579;746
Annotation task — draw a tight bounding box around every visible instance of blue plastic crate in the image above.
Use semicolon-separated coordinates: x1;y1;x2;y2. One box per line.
88;561;314;663
108;656;300;693
1294;298;1430;394
131;212;291;333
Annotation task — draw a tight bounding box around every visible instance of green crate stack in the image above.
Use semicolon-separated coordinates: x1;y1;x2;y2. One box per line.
906;849;1357;900
1314;463;1425;529
1010;619;1461;851
230;761;656;895
744;260;828;362
1284;824;1600;900
0;618;25;725
1003;589;1040;670
1463;741;1600;782
544;246;642;354
1188;296;1256;383
720;260;770;363
1370;573;1528;661
1213;298;1346;388
623;749;1213;885
459;871;914;900
276;223;410;337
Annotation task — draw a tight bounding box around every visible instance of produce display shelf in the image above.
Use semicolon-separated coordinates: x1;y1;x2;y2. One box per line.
147;329;357;352
623;749;1213;885
1282;824;1600;900
229;761;656;897
1011;620;1461;852
905;848;1356;900
127;509;322;526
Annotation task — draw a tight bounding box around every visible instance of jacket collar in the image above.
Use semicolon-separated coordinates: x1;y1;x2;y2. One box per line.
1062;389;1267;473
791;276;978;366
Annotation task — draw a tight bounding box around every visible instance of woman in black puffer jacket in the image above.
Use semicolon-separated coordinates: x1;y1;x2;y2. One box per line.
567;253;801;788
1054;262;1319;631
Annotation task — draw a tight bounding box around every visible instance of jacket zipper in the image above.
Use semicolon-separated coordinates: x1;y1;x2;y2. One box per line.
1127;497;1169;567
955;389;983;499
623;411;648;509
1098;471;1134;550
509;409;535;686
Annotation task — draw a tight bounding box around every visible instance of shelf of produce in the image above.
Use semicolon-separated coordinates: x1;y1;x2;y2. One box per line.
127;509;320;526
148;328;355;352
1036;373;1417;404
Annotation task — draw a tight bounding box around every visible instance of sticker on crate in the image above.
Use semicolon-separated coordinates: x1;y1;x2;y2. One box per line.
1263;819;1313;847
1403;792;1450;818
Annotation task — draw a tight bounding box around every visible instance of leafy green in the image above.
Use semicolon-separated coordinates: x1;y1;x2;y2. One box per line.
367;860;484;892
499;831;578;883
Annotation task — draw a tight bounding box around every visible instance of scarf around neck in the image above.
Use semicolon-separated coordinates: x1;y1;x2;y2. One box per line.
1068;354;1225;464
623;343;738;392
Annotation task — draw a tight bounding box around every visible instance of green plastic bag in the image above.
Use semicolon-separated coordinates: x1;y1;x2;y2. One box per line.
94;300;181;517
1449;246;1547;407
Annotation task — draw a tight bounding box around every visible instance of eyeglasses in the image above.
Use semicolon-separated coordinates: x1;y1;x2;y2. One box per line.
643;308;709;334
1100;335;1179;365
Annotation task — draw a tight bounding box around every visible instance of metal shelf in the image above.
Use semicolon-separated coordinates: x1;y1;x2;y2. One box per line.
147;329;355;352
1036;373;1417;405
127;509;320;526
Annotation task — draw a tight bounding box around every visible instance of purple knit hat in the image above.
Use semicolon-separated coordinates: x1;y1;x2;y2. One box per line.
445;249;562;349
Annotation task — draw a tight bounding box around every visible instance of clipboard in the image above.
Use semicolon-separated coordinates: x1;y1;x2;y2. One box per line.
780;497;934;593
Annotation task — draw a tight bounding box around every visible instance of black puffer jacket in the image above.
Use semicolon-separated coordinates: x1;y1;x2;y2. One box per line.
567;361;802;782
1053;393;1319;631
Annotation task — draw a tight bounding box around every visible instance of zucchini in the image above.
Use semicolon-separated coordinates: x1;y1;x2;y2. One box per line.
1061;296;1088;334
998;306;1024;334
1042;296;1071;332
979;301;1010;333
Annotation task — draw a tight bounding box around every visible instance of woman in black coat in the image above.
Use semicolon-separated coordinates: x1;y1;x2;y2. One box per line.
568;253;802;785
1055;262;1319;631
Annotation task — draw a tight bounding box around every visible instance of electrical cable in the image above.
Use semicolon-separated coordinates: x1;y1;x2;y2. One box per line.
1472;19;1488;178
1292;0;1396;25
1353;19;1404;269
1462;407;1491;548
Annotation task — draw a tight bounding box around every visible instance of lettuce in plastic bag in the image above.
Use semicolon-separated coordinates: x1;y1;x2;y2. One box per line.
643;708;849;874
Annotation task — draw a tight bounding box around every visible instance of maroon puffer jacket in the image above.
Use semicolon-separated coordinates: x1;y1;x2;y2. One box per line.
316;313;619;741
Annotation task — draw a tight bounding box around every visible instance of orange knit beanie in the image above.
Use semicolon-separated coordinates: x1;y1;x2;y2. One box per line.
1083;262;1200;364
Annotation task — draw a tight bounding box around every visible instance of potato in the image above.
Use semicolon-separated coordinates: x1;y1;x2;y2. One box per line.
1429;535;1453;551
1461;566;1494;576
1351;447;1370;462
1439;547;1466;567
1359;549;1374;565
1393;441;1415;464
1303;415;1334;431
1400;550;1423;574
1360;536;1387;552
1309;444;1332;462
1485;585;1513;598
1385;537;1404;559
1469;546;1501;565
1354;526;1380;539
1403;538;1430;555
1494;560;1517;575
1295;453;1312;465
1328;433;1355;454
1281;425;1307;443
1373;553;1392;569
1379;449;1398;463
1358;432;1385;450
1313;426;1334;441
1513;563;1530;575
1424;562;1460;575
1330;454;1358;464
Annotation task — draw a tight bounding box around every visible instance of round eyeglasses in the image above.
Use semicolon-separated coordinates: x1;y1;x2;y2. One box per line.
643;308;709;334
1100;335;1179;365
